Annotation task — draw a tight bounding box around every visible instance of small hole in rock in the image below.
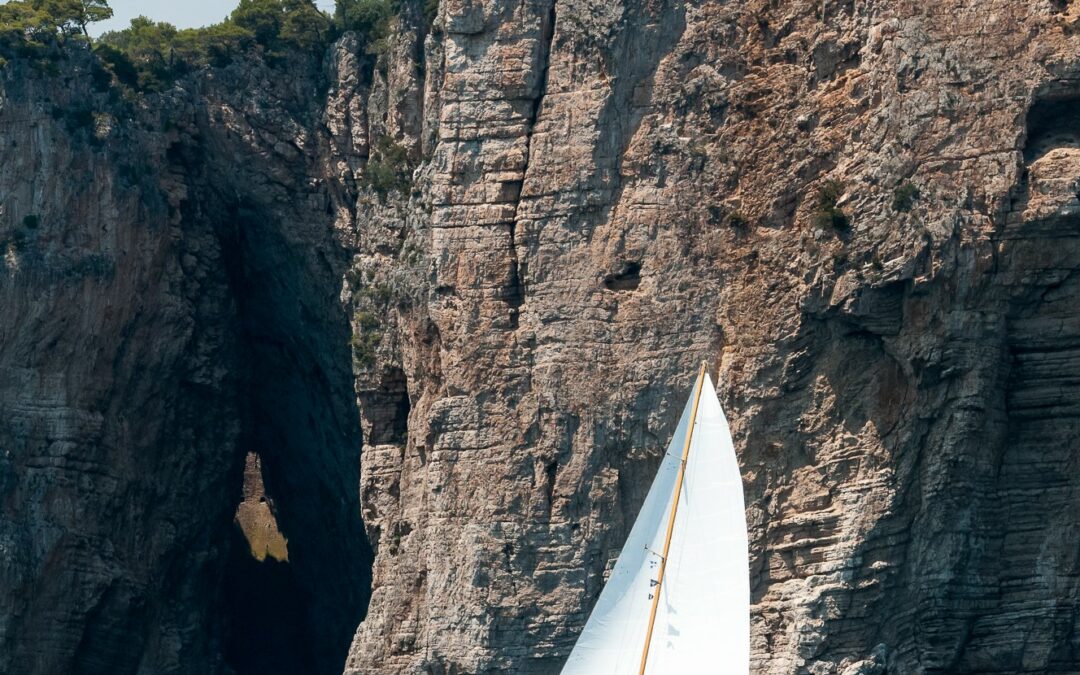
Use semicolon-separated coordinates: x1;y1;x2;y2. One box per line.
603;261;642;291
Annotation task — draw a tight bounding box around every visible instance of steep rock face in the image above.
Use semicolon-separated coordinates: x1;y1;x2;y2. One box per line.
3;1;1080;674
343;0;1080;673
0;62;240;674
0;52;371;675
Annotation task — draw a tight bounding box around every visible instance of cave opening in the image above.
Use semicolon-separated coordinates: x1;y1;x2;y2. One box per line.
214;200;373;675
603;261;642;291
357;366;411;446
1024;95;1080;163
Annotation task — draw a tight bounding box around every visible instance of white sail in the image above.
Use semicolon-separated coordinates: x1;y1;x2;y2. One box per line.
562;372;749;674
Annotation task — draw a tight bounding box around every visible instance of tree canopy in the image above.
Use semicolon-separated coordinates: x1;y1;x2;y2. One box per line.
96;17;260;90
93;0;339;91
0;0;113;56
334;0;395;40
231;0;333;50
0;0;403;93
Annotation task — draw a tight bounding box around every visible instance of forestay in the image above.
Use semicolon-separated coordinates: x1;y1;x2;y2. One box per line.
561;373;749;674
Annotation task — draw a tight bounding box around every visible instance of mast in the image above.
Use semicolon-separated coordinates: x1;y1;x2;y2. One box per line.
637;360;709;675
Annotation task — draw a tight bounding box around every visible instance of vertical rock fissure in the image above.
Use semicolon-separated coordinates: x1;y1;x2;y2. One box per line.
527;2;557;146
213;198;373;675
504;1;556;326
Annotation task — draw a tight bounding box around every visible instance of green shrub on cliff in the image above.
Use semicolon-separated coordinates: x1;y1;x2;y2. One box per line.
351;310;382;368
891;182;920;212
813;178;850;230
363;135;414;197
423;0;439;27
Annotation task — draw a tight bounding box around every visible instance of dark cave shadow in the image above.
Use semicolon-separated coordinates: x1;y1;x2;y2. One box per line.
222;525;315;675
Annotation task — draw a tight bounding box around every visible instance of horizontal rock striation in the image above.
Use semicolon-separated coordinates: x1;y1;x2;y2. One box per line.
344;0;1080;673
3;0;1080;674
0;50;371;675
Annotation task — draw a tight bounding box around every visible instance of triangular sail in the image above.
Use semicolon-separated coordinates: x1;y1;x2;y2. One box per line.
562;372;749;674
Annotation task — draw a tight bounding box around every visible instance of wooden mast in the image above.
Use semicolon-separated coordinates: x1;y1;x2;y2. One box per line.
637;360;709;675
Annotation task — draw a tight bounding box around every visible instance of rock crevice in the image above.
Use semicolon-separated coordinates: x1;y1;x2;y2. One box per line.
5;2;1080;675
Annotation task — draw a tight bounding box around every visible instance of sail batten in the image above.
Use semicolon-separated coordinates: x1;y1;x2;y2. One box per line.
562;371;750;674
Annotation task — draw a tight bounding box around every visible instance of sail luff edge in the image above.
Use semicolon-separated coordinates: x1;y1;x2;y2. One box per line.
636;360;709;675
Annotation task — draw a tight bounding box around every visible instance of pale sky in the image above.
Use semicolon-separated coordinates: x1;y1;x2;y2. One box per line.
88;0;337;37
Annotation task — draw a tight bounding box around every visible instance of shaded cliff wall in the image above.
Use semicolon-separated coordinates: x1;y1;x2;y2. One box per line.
0;60;240;675
0;50;372;674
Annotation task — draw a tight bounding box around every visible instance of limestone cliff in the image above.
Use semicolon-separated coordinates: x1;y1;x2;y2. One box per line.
0;49;371;674
3;0;1080;674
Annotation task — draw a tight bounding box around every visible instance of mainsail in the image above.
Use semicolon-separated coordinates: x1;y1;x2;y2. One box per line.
562;365;750;674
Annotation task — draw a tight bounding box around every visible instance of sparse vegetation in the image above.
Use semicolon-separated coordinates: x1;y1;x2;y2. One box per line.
5;226;27;250
356;279;394;306
52;105;95;132
351;310;382;368
707;205;750;230
813;178;849;230
687;142;708;172
831;249;849;272
891;182;920;212
363;135;413;196
67;252;114;279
